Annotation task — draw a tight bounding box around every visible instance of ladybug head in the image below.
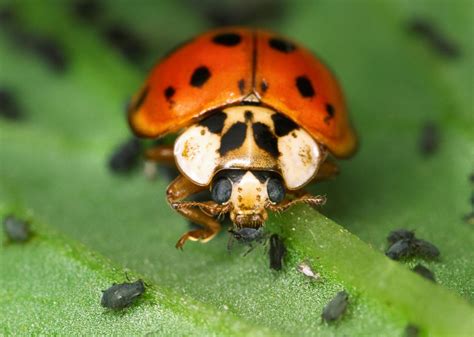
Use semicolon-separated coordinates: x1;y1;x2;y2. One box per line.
211;170;285;235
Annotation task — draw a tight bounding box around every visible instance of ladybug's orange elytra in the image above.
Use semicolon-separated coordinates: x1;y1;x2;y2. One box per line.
128;27;356;158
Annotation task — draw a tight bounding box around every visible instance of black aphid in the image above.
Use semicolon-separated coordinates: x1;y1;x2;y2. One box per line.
269;234;286;271
408;18;461;59
385;238;413;260
101;279;145;310
321;291;349;323
103;23;147;65
229;227;264;244
108;137;142;173
412;264;436;282
3;215;31;242
387;229;415;245
72;0;103;24
404;324;420;337
412;239;440;260
385;229;440;261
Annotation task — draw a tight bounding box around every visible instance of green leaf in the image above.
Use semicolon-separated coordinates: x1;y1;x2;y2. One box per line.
1;0;473;336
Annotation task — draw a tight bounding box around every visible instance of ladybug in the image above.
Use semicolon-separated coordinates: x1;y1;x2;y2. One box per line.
127;27;357;249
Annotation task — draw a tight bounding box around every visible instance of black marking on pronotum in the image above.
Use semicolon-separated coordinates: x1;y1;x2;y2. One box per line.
269;234;286;270
296;75;315;98
219;122;247;155
212;32;242;46
324;103;335;124
260;79;268;93
268;37;296;53
271;113;298;136
238;79;245;94
190;66;211;88
130;86;149;112
199;110;227;134
252;122;279;157
244;110;253;122
164;86;175;101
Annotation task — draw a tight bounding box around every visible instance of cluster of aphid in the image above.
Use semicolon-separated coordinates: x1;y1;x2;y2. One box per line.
385;229;440;283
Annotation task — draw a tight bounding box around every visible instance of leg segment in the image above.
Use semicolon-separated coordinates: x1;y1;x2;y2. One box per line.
167;175;222;249
313;159;339;182
143;144;175;180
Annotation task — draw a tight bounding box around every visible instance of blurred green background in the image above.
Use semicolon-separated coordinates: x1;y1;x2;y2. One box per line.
0;0;473;336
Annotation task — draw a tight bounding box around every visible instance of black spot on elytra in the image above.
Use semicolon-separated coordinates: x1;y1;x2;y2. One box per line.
272;113;298;137
252;122;279;157
212;32;242;46
199;110;227;134
219;122;247;155
72;0;103;23
296;76;315;98
260;80;268;93
269;38;296;53
103;23;147;65
190;66;211;88
0;88;22;120
244;110;253;122
324;103;335;123
238;79;245;94
130;86;149;112
164;86;175;101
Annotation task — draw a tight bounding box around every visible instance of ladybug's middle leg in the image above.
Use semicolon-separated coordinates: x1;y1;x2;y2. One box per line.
143;144;175;179
312;159;339;182
167;175;222;249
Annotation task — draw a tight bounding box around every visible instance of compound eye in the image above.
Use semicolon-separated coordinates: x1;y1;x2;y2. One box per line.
211;178;232;204
267;178;285;203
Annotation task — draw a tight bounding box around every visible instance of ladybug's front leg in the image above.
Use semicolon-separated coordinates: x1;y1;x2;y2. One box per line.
167;175;222;249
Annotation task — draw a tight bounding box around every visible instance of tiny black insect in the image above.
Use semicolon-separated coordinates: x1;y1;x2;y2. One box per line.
385;238;413;260
321;291;349;323
412;264;436;282
404;324;420;337
408;18;461;59
71;0;103;24
101;279;145;310
0;88;22;120
418;121;440;157
387;229;415;245
269;234;286;271
385;229;440;261
108;137;142;174
103;23;147;65
412;239;440;260
3;215;31;243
